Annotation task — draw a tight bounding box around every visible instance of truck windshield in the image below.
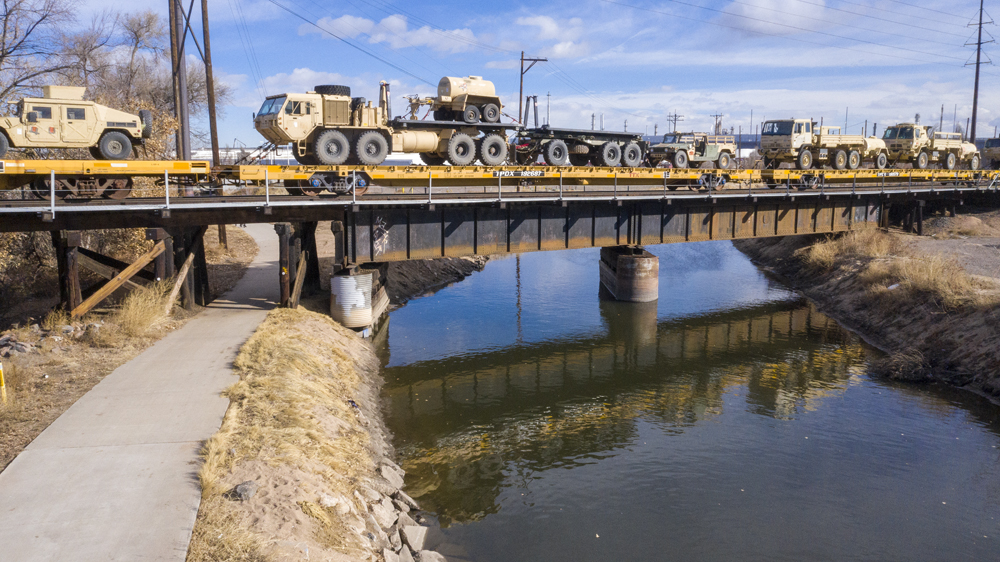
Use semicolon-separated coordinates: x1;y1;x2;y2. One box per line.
761;121;794;135
661;134;678;143
883;127;914;140
258;97;285;116
986;139;1000;148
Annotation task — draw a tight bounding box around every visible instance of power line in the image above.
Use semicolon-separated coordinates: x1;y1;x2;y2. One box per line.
776;0;970;37
882;0;976;21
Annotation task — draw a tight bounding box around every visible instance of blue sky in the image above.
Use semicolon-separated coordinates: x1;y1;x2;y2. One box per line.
85;0;1000;146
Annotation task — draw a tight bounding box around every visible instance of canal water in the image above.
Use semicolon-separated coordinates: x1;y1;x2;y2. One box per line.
377;242;1000;561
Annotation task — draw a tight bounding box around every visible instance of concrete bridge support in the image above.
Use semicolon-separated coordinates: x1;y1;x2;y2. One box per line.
329;263;389;336
599;246;659;303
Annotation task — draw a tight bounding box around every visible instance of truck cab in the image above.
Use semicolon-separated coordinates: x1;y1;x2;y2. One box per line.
760;119;814;152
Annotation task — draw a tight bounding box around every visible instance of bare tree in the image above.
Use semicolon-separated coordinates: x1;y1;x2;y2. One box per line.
0;0;73;100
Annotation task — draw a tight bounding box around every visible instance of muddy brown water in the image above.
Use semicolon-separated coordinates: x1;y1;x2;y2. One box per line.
377;242;1000;562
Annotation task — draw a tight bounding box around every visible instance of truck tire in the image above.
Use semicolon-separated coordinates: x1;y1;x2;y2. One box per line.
970;154;980;170
944;152;957;170
478;134;508;166
462;106;481;124
543;139;569;166
569;154;590;167
622;142;643;167
875;152;888;169
98;131;132;160
138;109;153;139
915;151;929;169
481;103;500;123
796;149;813;170
314;85;351;96
672;150;688;169
419;152;446;166
292;148;318;165
433;108;455;122
832;150;847;170
314;130;350;165
847;150;861;170
595;142;622;167
356;131;389;165
447;133;476;166
716;152;731;170
0;133;7;159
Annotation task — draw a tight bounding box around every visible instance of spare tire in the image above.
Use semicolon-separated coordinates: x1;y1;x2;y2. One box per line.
138;109;153;139
314;85;351;96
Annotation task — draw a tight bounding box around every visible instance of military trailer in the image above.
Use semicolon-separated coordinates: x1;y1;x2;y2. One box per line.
759;119;888;170
0;86;151;160
510;126;648;167
254;80;515;169
881;123;980;170
647;132;737;169
430;76;503;123
983;138;1000;169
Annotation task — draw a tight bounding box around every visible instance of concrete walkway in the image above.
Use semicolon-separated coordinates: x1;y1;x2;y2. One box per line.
0;224;278;561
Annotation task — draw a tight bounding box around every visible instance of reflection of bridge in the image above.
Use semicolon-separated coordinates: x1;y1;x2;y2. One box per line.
382;299;866;524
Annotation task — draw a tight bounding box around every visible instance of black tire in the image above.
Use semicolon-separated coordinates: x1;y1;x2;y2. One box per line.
595;142;622;167
672;150;688;169
314;130;350;165
621;142;643;167
543;139;569;166
569;154;590;167
481;103;500;123
433;108;455;122
875;152;888;169
847;150;861;170
944;152;957;170
98;131;132;160
292;148;317;165
314;85;351;96
763;156;775;169
355;131;389;166
447;133;476;166
89;146;102;160
832;149;847;170
419;152;446;166
796;149;813;170
513;147;537;165
138;109;153;139
478;134;508;166
716;152;731;170
0;133;8;159
462;105;481;124
915;151;929;169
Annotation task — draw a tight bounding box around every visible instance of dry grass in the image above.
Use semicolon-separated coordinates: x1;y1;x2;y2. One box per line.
0;362;31;421
116;280;173;337
188;308;376;562
40;309;70;331
868;348;929;381
800;227;905;271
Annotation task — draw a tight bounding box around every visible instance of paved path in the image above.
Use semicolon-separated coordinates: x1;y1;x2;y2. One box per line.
0;224;278;561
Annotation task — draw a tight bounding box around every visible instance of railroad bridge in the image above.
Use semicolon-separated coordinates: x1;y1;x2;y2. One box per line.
1;160;997;322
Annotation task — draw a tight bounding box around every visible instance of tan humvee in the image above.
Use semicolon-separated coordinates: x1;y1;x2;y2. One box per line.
759;118;888;170
882;123;980;169
255;81;513;167
647;132;738;168
0;86;150;160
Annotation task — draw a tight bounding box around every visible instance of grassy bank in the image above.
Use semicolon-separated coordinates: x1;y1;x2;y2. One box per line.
735;226;1000;394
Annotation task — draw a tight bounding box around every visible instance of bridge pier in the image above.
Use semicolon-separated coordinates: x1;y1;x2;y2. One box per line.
51;230;83;313
168;227;210;309
275;222;325;308
329;263;389;336
599;246;659;303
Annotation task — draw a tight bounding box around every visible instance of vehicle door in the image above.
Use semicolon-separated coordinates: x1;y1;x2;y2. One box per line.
792;122;810;149
284;99;314;136
61;105;95;143
23;104;59;144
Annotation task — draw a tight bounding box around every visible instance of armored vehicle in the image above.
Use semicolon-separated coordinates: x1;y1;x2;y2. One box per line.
647;132;737;169
983;138;1000;169
759;118;888;170
254;80;514;168
0;86;151;160
882;123;980;169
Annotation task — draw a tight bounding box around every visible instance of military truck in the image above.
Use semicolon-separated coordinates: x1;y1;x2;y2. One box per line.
983;137;1000;169
759;119;888;170
254;80;514;167
0;85;151;160
647;132;737;169
881;123;980;170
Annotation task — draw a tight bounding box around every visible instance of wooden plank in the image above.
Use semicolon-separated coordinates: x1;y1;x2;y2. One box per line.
71;240;165;318
290;250;309;309
165;251;197;316
78;253;144;291
77;247;156;282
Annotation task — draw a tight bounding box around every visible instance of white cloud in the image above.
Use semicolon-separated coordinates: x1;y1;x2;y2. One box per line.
515;16;585;42
547;41;590;59
302;14;483;53
718;0;830;36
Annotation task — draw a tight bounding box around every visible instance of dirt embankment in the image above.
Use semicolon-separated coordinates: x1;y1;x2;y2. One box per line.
734;212;1000;397
384;257;487;307
188;308;447;562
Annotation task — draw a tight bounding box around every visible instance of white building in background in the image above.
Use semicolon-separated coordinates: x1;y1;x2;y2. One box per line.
188;146;422;166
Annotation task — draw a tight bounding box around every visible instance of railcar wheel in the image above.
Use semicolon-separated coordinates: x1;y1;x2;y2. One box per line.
447;133;476;166
543;140;569;166
622;142;643;167
478;134;508;166
101;178;133;199
671;150;688;169
314;130;350;165
481;103;500;123
356;131;389;166
847;150;861;170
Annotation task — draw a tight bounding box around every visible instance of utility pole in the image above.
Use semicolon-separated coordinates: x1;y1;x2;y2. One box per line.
667;111;684;133
202;0;220;168
654;123;658;136
167;0;183;159
591;113;595;130
624;119;628;132
173;0;191;160
546;91;550;126
518;52;547;125
711;113;724;135
844;107;848;133
967;0;993;143
940;104;944;132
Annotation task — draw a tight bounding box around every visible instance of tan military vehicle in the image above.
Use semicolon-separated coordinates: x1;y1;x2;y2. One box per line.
882;123;980;169
254;80;514;167
759;118;888;170
983;138;1000;169
647;132;737;169
0;86;151;160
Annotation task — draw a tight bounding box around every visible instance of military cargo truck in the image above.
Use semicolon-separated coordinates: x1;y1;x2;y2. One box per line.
647;132;737;169
881;123;980;170
759;119;888;170
254;80;514;167
983;138;1000;169
0;86;151;160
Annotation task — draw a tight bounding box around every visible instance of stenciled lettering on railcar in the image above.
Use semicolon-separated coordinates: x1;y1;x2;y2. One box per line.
492;170;544;177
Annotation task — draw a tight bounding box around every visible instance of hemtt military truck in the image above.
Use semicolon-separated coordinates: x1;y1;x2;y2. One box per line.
0;86;151;160
254;79;514;167
881;123;980;169
647;132;737;169
759;119;888;170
